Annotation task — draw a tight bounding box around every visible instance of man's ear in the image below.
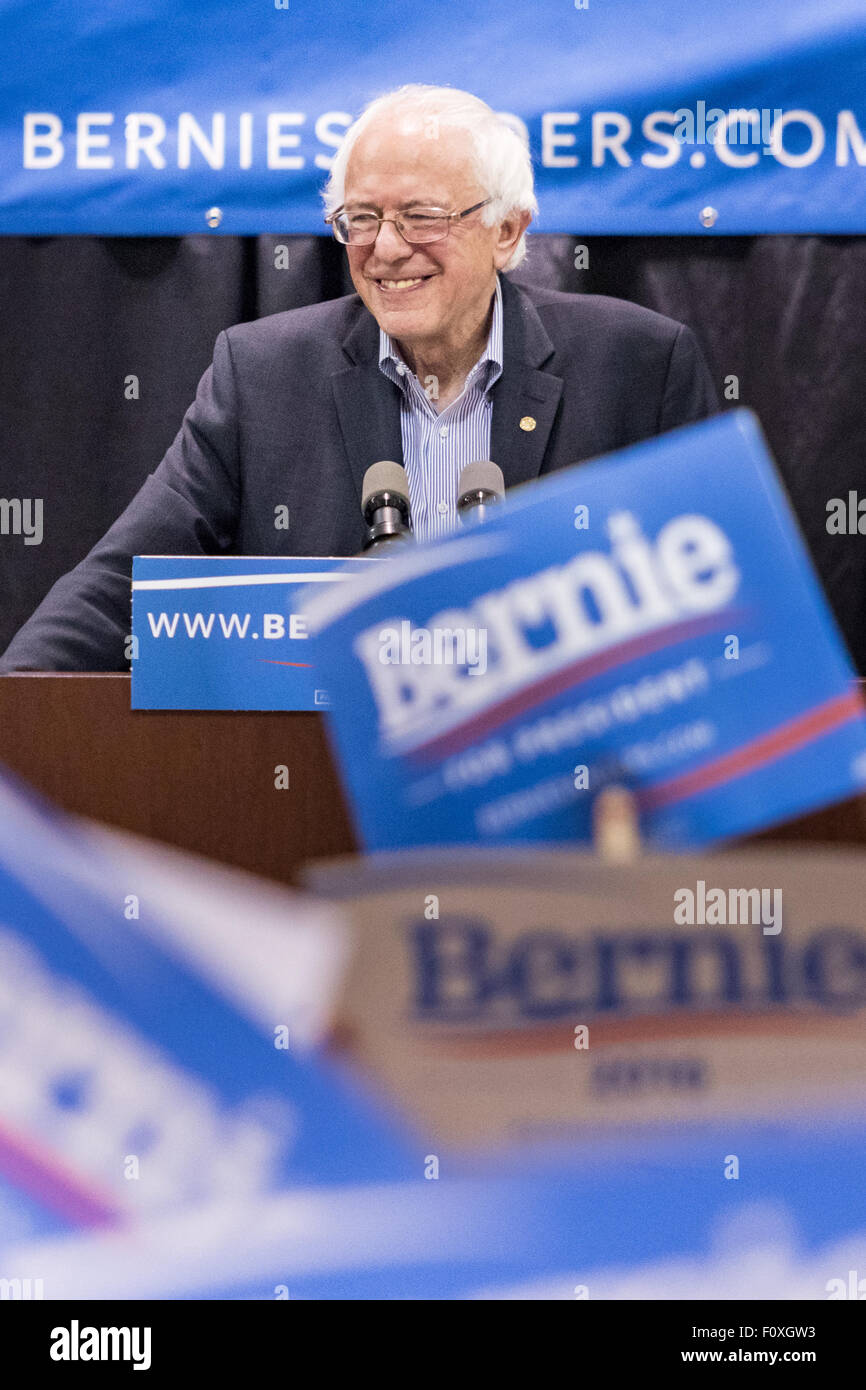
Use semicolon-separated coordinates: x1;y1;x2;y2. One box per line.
493;210;532;269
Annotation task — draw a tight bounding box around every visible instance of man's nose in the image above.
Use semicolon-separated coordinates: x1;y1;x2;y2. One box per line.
373;218;413;258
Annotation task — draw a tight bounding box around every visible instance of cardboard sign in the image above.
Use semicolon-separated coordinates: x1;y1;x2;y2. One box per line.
303;411;866;849
131;556;374;709
308;845;866;1147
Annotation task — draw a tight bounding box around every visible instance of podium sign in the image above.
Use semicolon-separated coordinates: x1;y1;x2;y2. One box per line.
131;556;373;710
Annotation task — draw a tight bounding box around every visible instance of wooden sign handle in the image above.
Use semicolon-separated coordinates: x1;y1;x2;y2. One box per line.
593;785;641;863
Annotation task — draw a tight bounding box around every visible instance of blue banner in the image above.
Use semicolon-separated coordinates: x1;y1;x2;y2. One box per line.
303;410;866;851
2;0;866;235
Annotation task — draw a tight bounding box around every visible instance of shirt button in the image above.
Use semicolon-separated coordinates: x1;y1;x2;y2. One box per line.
396;363;406;376
437;500;449;515
439;425;448;438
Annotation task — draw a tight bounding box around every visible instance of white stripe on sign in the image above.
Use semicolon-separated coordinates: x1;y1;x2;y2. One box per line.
132;574;356;591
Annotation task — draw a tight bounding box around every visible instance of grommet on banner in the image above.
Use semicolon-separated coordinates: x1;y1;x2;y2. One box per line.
700;206;718;227
206;207;223;228
593;785;640;863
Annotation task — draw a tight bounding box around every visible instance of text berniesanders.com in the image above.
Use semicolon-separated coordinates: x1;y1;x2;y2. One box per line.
20;108;866;173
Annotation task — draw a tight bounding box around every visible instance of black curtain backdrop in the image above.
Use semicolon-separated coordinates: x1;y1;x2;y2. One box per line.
2;233;865;668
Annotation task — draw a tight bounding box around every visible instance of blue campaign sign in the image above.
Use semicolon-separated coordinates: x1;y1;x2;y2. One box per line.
18;1119;866;1298
131;555;374;710
303;410;866;851
1;0;866;235
0;763;414;1249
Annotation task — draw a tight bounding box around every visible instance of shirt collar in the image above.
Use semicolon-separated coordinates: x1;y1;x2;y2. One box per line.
378;274;503;395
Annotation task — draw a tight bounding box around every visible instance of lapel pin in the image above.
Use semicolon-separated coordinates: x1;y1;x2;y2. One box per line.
519;415;537;432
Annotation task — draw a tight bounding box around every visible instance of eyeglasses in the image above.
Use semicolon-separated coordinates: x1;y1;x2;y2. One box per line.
325;198;493;246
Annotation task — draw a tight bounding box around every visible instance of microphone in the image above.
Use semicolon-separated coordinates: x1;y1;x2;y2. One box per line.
360;461;413;553
457;460;505;525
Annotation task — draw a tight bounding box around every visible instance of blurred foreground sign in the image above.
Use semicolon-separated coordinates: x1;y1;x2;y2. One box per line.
0;766;411;1255
304;411;866;850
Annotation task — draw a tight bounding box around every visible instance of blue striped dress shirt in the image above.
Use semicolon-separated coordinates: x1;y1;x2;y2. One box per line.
377;275;504;543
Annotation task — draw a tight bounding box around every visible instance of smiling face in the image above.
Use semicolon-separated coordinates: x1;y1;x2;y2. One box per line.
343;114;527;366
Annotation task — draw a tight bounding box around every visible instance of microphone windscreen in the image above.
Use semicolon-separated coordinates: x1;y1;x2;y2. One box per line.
458;459;505;501
362;460;410;509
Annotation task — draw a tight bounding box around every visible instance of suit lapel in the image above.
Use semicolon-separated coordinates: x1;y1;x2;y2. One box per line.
331;303;404;504
491;274;563;488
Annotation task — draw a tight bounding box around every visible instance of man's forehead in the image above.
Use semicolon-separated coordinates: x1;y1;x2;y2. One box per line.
345;118;475;199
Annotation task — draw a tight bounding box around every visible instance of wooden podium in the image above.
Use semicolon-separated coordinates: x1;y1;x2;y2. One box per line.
0;674;357;885
1;673;865;886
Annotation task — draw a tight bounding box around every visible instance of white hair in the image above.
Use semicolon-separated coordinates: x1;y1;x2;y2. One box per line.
321;84;538;271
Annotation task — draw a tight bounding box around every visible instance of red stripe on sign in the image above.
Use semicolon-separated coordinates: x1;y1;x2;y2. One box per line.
639;690;866;811
408;610;733;763
0;1118;121;1228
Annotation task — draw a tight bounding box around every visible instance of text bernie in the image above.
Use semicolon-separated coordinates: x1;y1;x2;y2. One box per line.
355;510;740;750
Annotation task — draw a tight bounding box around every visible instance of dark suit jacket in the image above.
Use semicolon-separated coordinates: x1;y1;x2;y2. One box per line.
0;273;718;672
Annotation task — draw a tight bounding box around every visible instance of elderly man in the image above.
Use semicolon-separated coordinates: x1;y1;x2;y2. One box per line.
1;83;718;672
